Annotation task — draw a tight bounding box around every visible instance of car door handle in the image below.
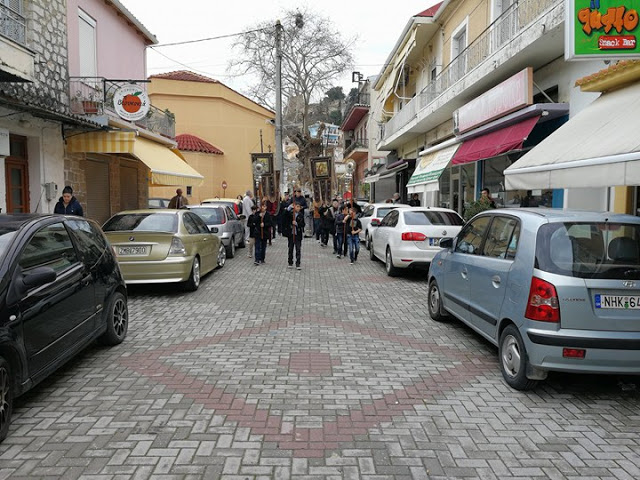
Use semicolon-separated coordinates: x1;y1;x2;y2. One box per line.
492;275;501;286
461;268;468;279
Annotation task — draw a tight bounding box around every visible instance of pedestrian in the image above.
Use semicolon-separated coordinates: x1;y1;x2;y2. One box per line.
335;204;348;259
329;199;340;254
266;195;277;245
409;193;421;207
251;201;272;265
278;193;289;236
481;188;497;208
246;204;258;259
284;202;305;270
289;188;308;210
392;192;401;204
236;194;244;214
313;199;322;242
242;190;255;253
168;188;188;209
346;208;362;265
54;185;84;216
318;201;333;248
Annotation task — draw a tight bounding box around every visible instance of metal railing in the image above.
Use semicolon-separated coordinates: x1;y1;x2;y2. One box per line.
0;2;26;46
69;77;176;138
344;137;369;157
381;0;558;142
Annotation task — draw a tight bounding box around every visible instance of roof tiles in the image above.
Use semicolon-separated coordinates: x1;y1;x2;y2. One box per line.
176;134;223;155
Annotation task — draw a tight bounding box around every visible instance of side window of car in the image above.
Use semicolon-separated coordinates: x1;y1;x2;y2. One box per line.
66;219;107;265
455;216;491;254
187;213;209;234
183;214;200;234
19;223;80;273
387;211;399;228
226;207;237;221
482;217;519;259
363;206;372;217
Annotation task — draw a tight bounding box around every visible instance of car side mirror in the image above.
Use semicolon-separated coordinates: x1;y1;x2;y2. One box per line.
439;237;453;249
238;214;246;220
370;219;381;227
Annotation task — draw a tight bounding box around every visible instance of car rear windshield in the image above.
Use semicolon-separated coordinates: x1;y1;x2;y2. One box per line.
404;211;463;226
103;213;178;233
189;207;224;225
376;207;395;218
536;222;640;279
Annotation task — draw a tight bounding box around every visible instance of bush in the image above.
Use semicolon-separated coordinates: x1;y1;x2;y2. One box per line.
463;198;495;221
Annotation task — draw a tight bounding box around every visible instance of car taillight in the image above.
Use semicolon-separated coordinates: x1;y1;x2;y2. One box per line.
525;277;560;322
169;237;186;255
401;232;427;242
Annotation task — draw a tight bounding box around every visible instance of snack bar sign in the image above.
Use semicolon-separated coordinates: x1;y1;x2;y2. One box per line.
566;0;640;59
113;84;150;121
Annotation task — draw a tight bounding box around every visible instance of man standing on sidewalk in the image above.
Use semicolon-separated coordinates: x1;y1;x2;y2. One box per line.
242;190;255;256
284;202;305;270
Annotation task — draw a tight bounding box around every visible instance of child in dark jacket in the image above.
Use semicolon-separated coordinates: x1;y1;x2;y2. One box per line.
249;203;272;265
283;203;305;269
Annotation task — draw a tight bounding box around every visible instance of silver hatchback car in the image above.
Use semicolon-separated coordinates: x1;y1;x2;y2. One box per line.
186;205;246;258
427;209;640;390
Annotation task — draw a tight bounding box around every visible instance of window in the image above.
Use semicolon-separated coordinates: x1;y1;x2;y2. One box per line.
182;214;201;234
188;213;210;234
78;9;97;77
431;67;437;82
225;206;237;221
404;211;463;226
103;213;178;233
482;216;519;259
382;210;399;228
186;186;192;197
452;24;467;60
188;207;224;225
19;223;79;273
455;216;491;254
66;219;108;265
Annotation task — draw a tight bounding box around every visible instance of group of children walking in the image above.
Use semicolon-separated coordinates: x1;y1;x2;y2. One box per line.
246;195;363;269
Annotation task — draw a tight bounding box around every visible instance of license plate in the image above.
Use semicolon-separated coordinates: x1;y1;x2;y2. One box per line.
429;238;441;246
118;246;148;256
595;294;640;309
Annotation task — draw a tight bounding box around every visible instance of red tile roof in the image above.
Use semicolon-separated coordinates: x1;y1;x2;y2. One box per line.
575;60;640;87
176;134;223;155
150;70;220;84
416;2;442;17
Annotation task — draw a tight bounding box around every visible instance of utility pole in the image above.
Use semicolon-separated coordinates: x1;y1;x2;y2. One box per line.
275;20;284;196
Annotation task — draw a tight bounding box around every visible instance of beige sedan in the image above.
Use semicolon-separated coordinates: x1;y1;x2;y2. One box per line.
103;209;224;291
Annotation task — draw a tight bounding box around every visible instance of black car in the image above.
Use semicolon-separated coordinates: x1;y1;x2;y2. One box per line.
0;214;128;442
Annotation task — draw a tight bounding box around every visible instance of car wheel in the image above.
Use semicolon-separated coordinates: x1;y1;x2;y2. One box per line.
97;291;129;346
499;324;539;391
226;236;236;258
0;356;13;443
184;256;201;291
217;244;226;268
385;247;398;277
428;279;449;322
365;232;371;250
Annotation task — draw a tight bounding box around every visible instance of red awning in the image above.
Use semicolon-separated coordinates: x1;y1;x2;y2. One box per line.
451;116;540;165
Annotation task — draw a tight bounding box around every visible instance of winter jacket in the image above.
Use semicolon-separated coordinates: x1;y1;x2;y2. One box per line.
248;211;273;240
54;196;84;216
282;209;305;238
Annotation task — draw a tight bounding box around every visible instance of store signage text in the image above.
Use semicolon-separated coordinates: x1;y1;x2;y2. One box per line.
454;67;533;134
113;84;151;122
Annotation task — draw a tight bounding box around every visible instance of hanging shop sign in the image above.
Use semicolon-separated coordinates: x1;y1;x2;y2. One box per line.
113;84;151;121
453;68;533;134
566;0;640;60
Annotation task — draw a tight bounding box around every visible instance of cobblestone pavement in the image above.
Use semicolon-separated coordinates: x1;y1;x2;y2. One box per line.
2;237;640;479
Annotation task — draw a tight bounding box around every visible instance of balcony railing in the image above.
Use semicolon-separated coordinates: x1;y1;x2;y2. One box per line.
0;2;26;46
381;0;559;142
69;77;176;139
344;137;368;157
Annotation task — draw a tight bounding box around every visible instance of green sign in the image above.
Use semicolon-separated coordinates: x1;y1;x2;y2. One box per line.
407;144;460;187
567;0;640;59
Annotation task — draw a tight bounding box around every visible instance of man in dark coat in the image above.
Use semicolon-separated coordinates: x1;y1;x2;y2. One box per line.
283;202;305;270
54;186;84;216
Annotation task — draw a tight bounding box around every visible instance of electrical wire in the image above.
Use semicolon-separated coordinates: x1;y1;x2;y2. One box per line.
152;27;270;48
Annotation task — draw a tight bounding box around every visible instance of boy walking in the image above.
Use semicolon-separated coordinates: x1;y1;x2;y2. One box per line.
252;202;273;265
346;208;362;264
335;205;348;259
284;203;305;270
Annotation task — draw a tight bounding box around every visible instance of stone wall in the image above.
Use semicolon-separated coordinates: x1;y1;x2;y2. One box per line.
0;0;70;114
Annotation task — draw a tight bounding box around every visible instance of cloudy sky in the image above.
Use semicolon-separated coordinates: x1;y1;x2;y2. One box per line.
120;0;439;100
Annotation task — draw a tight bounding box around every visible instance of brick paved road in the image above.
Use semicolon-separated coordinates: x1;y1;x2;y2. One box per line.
2;237;640;479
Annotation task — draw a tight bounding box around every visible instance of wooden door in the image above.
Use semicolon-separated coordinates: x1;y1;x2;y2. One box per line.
5;135;30;213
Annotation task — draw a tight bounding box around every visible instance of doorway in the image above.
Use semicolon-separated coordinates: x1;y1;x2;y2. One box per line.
5;135;30;213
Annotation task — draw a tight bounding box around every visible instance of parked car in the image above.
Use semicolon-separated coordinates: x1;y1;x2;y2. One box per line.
102;209;224;291
0;214;128;442
359;203;407;249
369;207;463;276
427;209;640;390
148;197;170;209
186;204;245;258
201;197;242;215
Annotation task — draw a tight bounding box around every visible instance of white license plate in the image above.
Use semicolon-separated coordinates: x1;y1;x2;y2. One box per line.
429;238;441;246
118;246;148;256
595;294;640;309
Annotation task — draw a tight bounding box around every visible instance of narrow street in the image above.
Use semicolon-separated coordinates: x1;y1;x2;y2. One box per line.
2;238;640;479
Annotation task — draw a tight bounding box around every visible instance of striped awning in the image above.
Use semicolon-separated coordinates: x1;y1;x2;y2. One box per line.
66;131;204;186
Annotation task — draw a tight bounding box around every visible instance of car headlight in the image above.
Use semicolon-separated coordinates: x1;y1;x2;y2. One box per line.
169;237;187;255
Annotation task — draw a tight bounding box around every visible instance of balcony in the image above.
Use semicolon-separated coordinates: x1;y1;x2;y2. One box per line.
342;92;371;131
69;77;176;139
344;137;369;162
379;0;562;149
0;2;35;82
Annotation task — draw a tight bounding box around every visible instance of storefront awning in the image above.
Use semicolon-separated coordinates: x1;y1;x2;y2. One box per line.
66;131;205;186
451;116;540;165
505;82;640;190
407;143;460;188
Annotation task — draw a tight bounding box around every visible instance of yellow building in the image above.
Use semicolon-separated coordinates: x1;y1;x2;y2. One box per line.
148;71;275;203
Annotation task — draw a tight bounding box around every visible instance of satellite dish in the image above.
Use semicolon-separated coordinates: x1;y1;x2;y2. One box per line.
345;160;356;174
253;162;265;176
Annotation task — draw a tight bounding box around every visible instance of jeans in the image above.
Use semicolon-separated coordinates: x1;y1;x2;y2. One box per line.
314;219;322;240
255;237;267;262
287;235;302;266
347;234;360;262
335;232;344;256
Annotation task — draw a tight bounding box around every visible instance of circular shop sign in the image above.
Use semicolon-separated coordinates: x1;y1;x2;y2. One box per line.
113;85;150;121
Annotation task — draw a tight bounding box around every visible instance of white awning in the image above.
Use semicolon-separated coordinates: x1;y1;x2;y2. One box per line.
364;174;380;184
407;143;460;188
504;82;640;190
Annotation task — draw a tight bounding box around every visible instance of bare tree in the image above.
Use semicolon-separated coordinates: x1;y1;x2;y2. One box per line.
231;7;355;133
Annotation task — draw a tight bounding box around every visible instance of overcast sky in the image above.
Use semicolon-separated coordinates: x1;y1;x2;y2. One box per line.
119;0;439;100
